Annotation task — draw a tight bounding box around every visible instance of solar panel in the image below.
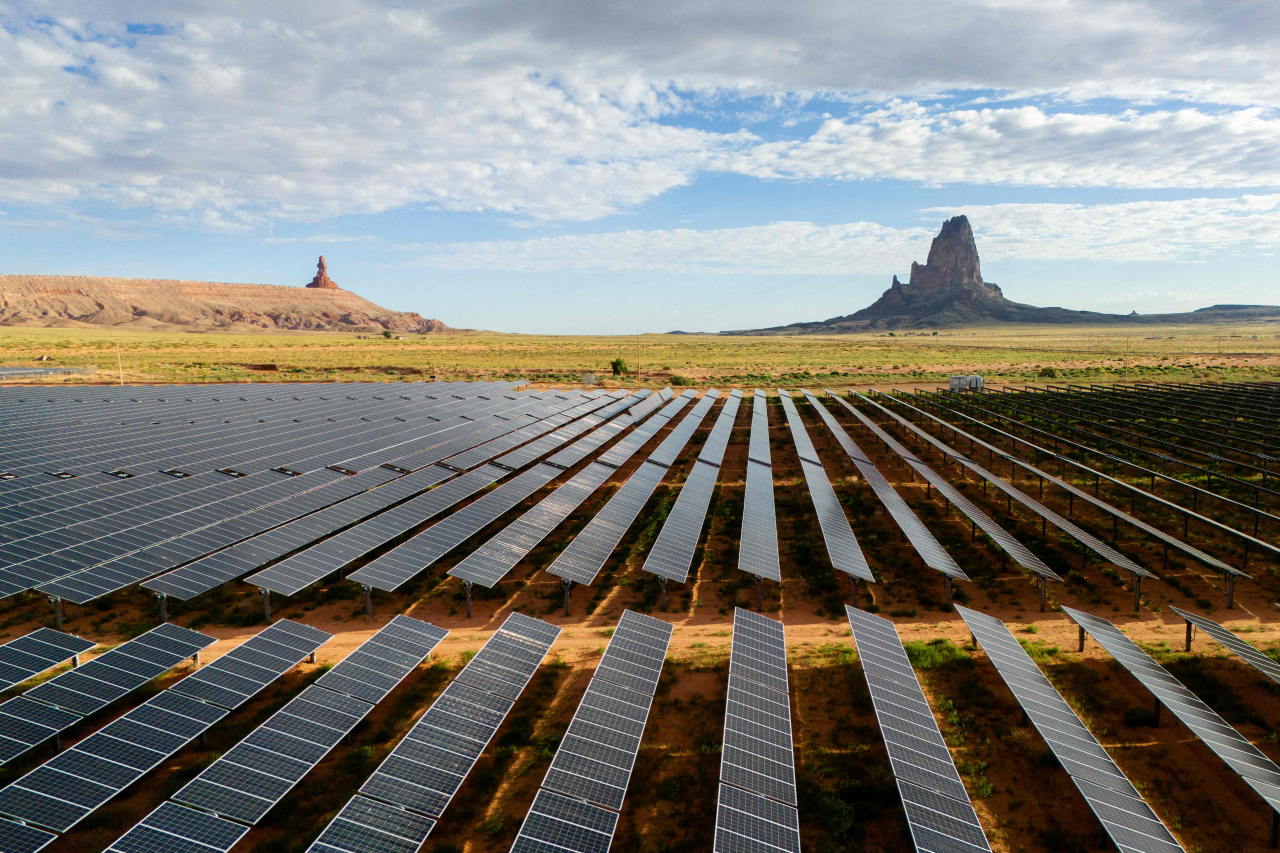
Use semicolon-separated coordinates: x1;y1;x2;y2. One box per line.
1169;606;1280;684
898;390;1242;581
172;616;444;825
510;789;619;853
105;801;249;853
540;611;672;809
776;391;874;583
857;392;1153;581
1065;606;1280;814
11;392;551;604
246;464;508;595
0;628;96;692
0;624;214;766
449;399;682;588
0;817;56;853
349;400;653;593
832;393;1060;582
845;606;992;852
713;783;800;853
804;391;968;582
713;608;799;853
298;610;560;847
737;393;782;584
548;393;721;586
0;620;328;833
956;605;1185;853
144;464;456;600
307;795;437;853
643;392;742;583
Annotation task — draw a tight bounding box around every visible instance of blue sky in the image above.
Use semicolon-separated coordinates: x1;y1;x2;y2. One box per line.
3;3;1279;333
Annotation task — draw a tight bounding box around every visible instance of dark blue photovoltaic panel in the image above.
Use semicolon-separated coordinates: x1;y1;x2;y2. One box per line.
301;612;559;853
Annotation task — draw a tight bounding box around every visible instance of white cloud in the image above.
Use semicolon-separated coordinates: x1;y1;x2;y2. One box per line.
940;195;1280;261
262;234;377;244
2;2;1280;227
406;195;1280;274
725;103;1280;189
402;221;936;274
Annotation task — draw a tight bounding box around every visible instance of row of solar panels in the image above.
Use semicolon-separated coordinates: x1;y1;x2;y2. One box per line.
0;388;608;607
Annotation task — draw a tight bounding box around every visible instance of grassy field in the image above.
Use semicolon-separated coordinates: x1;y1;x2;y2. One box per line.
2;321;1279;386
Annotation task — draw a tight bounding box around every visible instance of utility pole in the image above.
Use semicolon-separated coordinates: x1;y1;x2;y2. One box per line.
636;335;641;385
117;344;125;386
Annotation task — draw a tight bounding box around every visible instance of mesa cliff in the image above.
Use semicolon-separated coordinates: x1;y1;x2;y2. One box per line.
0;266;447;333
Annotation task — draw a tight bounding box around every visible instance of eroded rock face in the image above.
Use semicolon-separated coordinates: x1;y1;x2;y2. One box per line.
307;256;341;290
908;215;983;292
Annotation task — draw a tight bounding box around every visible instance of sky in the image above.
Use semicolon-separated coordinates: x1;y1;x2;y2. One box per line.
2;1;1279;334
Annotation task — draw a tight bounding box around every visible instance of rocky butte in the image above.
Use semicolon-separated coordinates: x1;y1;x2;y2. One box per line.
726;215;1280;334
0;256;447;333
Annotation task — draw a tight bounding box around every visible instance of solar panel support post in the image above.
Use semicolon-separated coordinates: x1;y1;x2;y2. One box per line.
1039;577;1047;612
562;578;572;617
1152;697;1161;726
464;580;473;619
199;731;208;750
1228;574;1236;610
1133;576;1142;612
49;597;62;632
261;588;272;624
1078;625;1086;652
362;584;373;619
1185;621;1193;652
945;576;953;607
757;575;765;611
659;577;667;610
1270;807;1278;848
156;592;168;624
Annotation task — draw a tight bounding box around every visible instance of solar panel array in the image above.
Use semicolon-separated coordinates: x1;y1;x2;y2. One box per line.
0;628;95;692
0;389;532;601
0;623;213;765
509;610;672;853
860;392;1155;580
939;386;1277;569
643;391;742;583
144;464;456;599
739;391;781;583
160;393;599;599
903;390;1243;580
804;391;968;582
348;392;653;592
957;606;1185;853
1169;606;1280;684
833;392;1060;582
303;612;561;853
168;616;446;826
450;390;690;588
845;606;992;853
549;391;721;586
776;391;873;582
712;607;800;853
0;620;330;834
0;384;551;605
1065;606;1280;813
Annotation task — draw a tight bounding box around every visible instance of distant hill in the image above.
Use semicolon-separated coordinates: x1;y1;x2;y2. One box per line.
724;216;1280;334
0;270;447;333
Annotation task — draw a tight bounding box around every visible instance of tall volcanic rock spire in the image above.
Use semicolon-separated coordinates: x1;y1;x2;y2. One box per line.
909;215;983;292
847;215;1010;325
